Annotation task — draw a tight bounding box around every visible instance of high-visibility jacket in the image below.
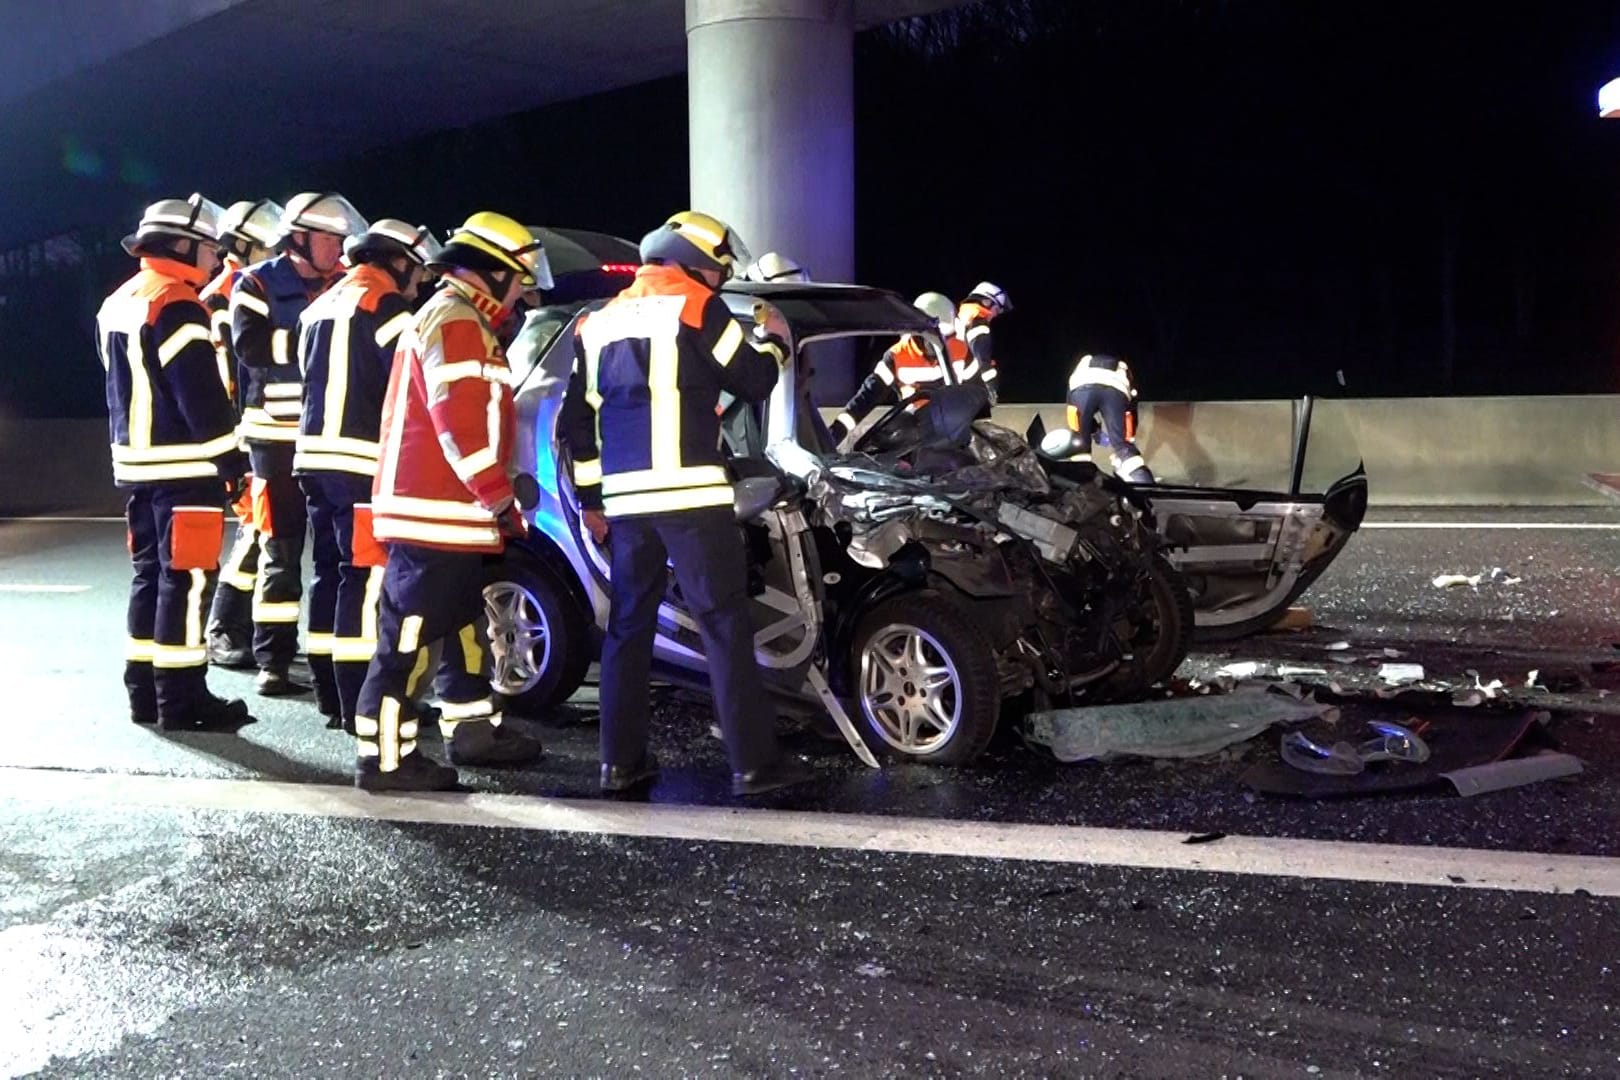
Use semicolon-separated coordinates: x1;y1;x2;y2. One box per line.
956;299;1000;390
1066;353;1139;432
97;258;244;487
198;253;243;402
559;263;783;518
1067;353;1137;399
834;333;977;435
231;254;331;444
370;277;517;553
294;264;413;477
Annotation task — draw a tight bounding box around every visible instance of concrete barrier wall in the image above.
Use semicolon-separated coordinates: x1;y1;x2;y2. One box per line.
6;397;1620;515
828;394;1620;507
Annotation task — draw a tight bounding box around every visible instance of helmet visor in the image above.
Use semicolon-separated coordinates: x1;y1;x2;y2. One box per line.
515;230;554;290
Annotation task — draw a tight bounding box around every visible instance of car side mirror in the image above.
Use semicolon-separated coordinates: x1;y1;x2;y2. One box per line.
513;472;540;511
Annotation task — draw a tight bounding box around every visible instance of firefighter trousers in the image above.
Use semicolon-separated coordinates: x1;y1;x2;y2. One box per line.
205;516;259;645
248;444;306;671
125;482;222;719
353;544;497;771
600;507;779;775
300;471;370;715
1072;386;1154;483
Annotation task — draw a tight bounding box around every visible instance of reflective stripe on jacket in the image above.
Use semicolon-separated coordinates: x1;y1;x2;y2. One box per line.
295;264;412;477
232;254;329;444
98;258;243;487
370;277;516;552
558;264;783;518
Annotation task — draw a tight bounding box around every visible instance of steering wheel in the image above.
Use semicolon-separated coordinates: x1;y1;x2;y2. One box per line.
852;389;933;455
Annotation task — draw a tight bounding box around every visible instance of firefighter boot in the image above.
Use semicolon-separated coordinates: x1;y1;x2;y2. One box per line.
158;692;251;733
125;661;158;726
256;666;311;697
447;720;543;768
355;752;460;793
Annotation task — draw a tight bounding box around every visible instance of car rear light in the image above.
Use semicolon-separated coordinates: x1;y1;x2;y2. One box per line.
599;263;638;274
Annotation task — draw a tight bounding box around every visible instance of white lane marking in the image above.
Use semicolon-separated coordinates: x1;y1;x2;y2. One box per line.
1364;521;1620;530
0;584;91;593
2;766;1616;897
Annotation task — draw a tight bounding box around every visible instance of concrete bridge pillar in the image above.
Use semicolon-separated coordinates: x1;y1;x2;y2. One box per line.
686;0;855;284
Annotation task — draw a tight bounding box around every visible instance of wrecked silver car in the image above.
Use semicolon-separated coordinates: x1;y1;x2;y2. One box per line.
490;281;1190;765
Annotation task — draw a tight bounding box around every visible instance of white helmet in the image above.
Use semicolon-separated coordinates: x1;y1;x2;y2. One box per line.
747;251;810;283
913;291;957;336
344;219;445;267
121;193;223;256
216;198;284;249
1038;428;1087;460
278;191;368;238
967;281;1011;313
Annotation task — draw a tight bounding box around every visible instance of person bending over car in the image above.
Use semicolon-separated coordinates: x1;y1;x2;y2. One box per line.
559;211;815;798
1045;352;1154;483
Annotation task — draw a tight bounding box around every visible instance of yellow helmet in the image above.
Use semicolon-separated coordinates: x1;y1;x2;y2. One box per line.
435;211;554;289
638;210;752;280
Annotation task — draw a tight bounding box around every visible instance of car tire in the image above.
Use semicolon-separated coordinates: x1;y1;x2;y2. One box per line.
483;556;593;717
850;589;1000;766
1099;552;1194;699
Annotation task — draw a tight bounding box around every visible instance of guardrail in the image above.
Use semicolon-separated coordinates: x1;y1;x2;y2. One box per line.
6;396;1620;516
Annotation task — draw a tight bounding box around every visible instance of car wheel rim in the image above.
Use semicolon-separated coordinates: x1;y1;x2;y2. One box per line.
483;581;552;696
858;623;961;755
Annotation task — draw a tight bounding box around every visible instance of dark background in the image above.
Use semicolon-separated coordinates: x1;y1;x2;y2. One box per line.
6;0;1620;416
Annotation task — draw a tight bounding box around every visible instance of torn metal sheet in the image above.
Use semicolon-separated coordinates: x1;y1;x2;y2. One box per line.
1024;690;1330;763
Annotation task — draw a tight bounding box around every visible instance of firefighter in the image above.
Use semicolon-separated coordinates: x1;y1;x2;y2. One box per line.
745;252;810;283
295;220;442;728
957;281;1011;403
201;198;282;668
559;211;814;797
98;195;249;730
828;291;976;446
1050;353;1154;483
232;192;367;697
352;211;546;792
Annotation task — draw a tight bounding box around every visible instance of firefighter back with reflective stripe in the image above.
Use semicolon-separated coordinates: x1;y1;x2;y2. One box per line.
559;264;781;518
232;254;328;444
98;258;244;487
370;277;517;552
295;264;413;477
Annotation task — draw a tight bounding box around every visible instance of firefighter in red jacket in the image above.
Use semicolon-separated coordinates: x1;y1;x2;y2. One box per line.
829;291;977;446
98;195;249;730
558;211;814;797
957;281;1011;403
296;219;442;729
232;191;367;698
352;211;546;791
201;198;282;668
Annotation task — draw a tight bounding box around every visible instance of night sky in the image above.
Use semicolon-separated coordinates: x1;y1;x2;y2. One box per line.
6;0;1620;415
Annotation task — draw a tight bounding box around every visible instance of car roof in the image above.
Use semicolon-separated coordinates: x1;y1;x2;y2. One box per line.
722;281;938;337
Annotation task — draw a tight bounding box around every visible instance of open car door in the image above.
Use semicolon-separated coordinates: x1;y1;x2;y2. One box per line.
1030;397;1368;641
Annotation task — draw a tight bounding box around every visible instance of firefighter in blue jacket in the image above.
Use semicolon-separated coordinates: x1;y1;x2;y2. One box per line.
201;198;282;669
231;191;367;698
98;195;249;730
558;211;814;797
294;219;442;728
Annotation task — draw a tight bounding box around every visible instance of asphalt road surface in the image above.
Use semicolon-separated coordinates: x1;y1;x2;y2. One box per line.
2;509;1618;1077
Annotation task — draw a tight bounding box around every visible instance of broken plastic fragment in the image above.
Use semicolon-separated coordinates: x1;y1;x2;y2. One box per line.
1378;663;1426;685
1324;641;1351;652
1432;573;1482;589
